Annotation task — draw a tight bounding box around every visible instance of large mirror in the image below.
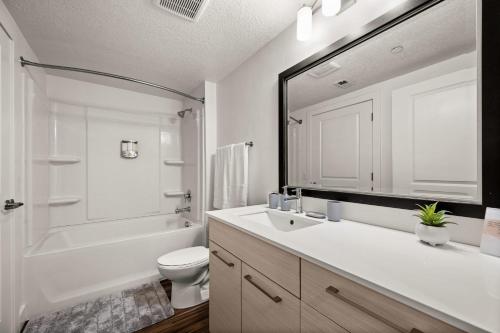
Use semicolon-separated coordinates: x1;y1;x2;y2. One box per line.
286;0;480;205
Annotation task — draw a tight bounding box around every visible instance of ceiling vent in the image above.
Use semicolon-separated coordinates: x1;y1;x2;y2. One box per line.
153;0;210;22
334;80;354;89
307;61;341;79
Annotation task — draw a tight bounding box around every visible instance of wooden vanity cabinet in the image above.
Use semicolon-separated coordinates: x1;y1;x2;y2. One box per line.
208;218;465;333
209;241;242;333
301;302;349;333
242;263;300;333
209;218;300;296
301;259;465;333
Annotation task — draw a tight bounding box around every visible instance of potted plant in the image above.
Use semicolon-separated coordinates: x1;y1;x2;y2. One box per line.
414;202;456;246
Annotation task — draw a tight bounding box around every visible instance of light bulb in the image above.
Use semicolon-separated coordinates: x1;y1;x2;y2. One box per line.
297;6;312;41
322;0;341;16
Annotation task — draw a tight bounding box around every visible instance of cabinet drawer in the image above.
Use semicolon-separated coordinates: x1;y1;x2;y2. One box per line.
301;260;464;333
242;263;300;333
301;302;348;333
209;241;242;333
209;218;300;297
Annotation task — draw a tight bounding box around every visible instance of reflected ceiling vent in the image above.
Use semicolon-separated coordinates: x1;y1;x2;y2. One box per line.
334;80;353;89
153;0;210;22
307;61;341;78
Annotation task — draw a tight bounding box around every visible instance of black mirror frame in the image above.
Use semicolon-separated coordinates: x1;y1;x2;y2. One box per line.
279;0;500;218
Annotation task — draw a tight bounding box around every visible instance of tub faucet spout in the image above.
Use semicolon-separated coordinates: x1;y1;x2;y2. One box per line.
175;206;191;214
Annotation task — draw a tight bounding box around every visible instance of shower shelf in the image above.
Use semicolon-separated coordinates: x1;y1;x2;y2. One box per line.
163;160;184;165
163;191;185;197
48;196;82;206
48;155;81;164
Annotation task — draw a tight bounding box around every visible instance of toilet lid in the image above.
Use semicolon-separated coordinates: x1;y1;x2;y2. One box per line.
157;246;209;267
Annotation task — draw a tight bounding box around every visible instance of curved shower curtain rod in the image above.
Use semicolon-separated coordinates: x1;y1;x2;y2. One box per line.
19;57;205;104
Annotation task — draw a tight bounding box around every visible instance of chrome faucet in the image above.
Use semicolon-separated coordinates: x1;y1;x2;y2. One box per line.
175;206;191;214
283;187;303;213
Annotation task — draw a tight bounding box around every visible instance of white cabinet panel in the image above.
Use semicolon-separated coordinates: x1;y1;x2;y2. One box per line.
310;100;373;191
392;68;479;201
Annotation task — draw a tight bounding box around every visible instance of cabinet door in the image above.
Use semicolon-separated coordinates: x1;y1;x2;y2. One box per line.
209;241;242;333
242;264;300;333
301;259;464;333
301;302;348;333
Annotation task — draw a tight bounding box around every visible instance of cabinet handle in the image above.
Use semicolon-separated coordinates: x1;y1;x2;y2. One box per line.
244;275;282;303
211;250;234;267
325;286;419;333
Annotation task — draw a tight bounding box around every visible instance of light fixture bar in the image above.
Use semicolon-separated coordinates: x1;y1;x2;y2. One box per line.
322;0;341;16
297;6;313;41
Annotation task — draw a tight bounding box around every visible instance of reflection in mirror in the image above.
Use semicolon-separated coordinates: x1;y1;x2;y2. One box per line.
287;0;479;203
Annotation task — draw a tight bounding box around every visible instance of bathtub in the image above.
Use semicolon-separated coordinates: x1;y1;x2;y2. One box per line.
24;215;203;316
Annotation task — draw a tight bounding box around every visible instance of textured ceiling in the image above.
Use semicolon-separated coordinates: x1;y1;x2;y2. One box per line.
288;0;477;111
4;0;299;99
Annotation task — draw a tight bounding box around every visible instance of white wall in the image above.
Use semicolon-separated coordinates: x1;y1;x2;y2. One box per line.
302;197;483;246
181;83;205;223
183;81;216;245
217;0;407;205
46;75;192;227
1;2;49;331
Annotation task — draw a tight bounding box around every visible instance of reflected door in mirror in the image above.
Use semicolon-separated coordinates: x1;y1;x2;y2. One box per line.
310;100;373;192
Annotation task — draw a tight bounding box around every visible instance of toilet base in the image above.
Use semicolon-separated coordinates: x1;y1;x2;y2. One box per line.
171;280;206;309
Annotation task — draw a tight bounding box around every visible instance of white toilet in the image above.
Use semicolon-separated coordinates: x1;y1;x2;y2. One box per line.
157;246;209;309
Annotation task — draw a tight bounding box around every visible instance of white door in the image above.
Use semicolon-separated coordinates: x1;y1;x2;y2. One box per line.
392;68;479;202
1;28;17;333
309;100;373;191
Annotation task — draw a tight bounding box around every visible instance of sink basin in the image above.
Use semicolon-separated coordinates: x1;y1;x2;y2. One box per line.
240;210;322;232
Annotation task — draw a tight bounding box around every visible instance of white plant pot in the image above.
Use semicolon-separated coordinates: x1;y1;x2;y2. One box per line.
415;223;450;246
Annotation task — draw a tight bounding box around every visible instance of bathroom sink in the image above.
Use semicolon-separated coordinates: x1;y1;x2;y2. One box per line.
239;210;322;232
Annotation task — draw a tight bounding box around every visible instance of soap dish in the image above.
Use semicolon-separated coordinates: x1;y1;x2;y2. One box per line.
306;211;326;219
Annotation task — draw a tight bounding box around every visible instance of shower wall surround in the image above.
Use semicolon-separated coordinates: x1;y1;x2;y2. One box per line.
46;75;195;227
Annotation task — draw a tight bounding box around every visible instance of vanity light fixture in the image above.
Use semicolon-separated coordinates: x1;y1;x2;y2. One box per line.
297;5;313;41
322;0;341;16
296;0;356;41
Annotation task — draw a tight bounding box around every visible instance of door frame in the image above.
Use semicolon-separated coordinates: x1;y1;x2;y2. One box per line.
0;24;17;333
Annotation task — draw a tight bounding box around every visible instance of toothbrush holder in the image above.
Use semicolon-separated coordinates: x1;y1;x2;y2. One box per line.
327;200;342;222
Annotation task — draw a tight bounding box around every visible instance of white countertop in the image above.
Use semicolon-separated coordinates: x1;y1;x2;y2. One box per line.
207;205;500;333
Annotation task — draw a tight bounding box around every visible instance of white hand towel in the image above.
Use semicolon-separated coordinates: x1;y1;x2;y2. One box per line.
213;143;248;209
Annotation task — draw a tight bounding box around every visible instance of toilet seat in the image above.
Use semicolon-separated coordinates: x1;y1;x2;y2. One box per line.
157;246;208;269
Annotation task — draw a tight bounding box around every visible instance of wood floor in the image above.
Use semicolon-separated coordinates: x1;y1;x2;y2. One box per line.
136;280;209;333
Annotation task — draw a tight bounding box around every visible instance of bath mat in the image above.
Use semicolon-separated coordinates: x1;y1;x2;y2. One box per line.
24;281;175;333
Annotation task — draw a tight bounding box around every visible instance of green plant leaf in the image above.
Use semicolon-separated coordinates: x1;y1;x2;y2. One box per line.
415;202;455;227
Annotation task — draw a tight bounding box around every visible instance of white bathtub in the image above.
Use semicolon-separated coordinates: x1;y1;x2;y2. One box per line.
25;215;203;316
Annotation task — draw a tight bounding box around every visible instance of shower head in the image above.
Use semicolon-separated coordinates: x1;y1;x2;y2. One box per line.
177;108;192;118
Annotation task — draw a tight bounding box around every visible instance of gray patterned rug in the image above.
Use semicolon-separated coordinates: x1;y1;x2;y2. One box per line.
24;281;175;333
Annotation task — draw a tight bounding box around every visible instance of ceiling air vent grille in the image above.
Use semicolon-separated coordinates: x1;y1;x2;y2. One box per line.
153;0;210;22
334;80;354;89
307;61;341;79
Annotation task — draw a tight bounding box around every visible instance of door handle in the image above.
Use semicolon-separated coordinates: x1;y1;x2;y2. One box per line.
244;275;282;303
211;250;234;267
325;286;415;333
4;199;24;210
